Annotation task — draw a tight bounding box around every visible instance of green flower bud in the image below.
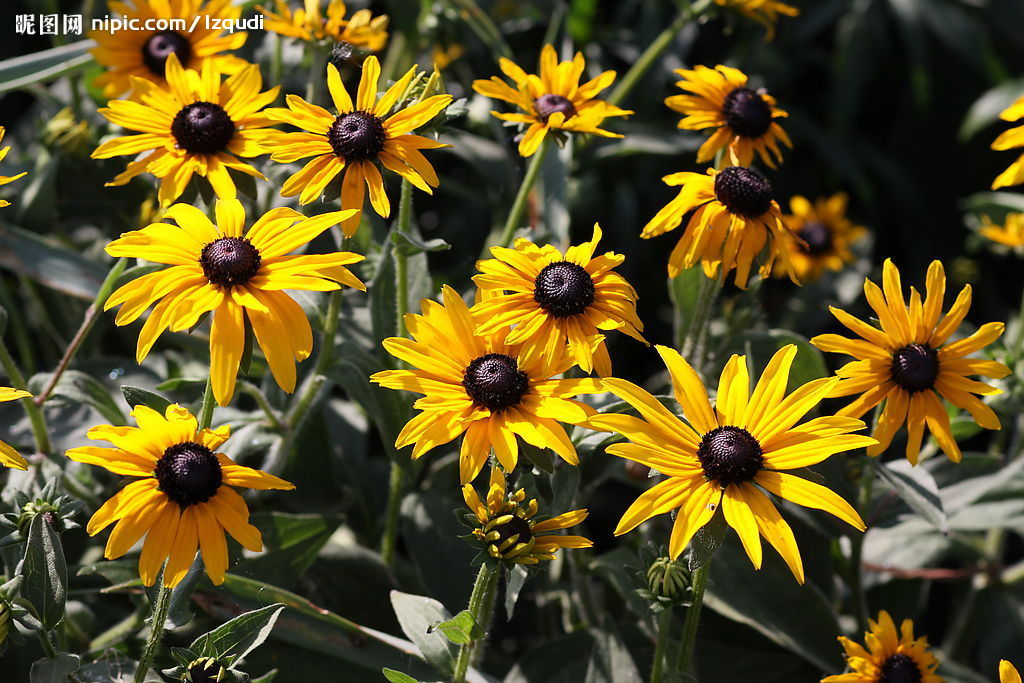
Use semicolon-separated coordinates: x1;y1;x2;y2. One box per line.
184;657;226;683
646;556;689;603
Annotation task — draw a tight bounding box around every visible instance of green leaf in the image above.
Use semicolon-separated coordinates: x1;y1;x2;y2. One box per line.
505;564;529;620
390;590;457;676
669;266;705;347
876;460;948;533
191;602;286;664
584;625;642;683
145;559;202;629
960;78;1024;141
962;192;1024;222
120;385;171;414
0;221;108;300
740;330;828;390
328;343;410;454
688;507;727;571
21;514;67;630
391;229;450;255
431;609;484;645
29;653;80;683
0;41;94;95
233;512;343;586
33;369;125;425
382;669;419;683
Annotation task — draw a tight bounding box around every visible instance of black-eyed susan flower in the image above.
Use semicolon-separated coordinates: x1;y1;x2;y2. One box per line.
263;57;451;234
642;166;799;288
462;466;591;565
66;404;293;587
822;610;943;683
103;199;365;406
811;259;1010;464
979;213;1024;251
470;224;646;377
0;388;31;470
0;127;26;208
776;193;867;282
666;65;791;168
92;54;279;205
89;0;248;99
715;0;799;38
1002;661;1021;683
588;345;873;583
472;44;632;157
370;285;604;483
258;0;389;51
992;95;1024;189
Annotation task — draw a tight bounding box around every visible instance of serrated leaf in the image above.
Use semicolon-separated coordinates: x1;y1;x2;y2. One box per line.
877;460;948;532
432;609;484;645
21;514;67;630
120;385;171;414
190;602;286;664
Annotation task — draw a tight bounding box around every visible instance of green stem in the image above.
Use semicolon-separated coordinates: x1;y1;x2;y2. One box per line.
35;259;127;406
0;333;51;455
649;607;673;683
446;0;513;62
496;140;549;249
680;271;721;368
380;462;405;566
675;561;710;675
849;436;878;634
238;381;285;432
606;0;714;108
36;629;57;658
133;584;172;683
196;376;215;431
394;179;413;337
451;564;501;683
306;44;329;105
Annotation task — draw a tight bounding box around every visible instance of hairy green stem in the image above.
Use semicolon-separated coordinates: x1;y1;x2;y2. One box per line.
380;462;405;566
35;259;127;406
452;564;501;683
676;561;709;674
36;629;58;658
196;376;215;431
394;179;413;337
649;607;673;683
133;584;172;683
0;333;51;455
680;271;721;369
497;139;549;249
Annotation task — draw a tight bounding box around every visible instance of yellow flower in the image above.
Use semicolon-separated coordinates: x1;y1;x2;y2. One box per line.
0;126;27;208
91;54;279;206
472;44;632;157
776;193;867;282
666;64;791;168
463;466;592;565
822;610;943;683
263;57;451;234
642;166;799;288
370;285;605;484
258;0;389;51
103;199;365;406
991;94;1024;189
89;0;248;99
1002;661;1022;683
979;213;1024;251
66;404;293;587
588;345;873;583
811;259;1011;464
0;388;32;470
471;224;646;376
715;0;799;39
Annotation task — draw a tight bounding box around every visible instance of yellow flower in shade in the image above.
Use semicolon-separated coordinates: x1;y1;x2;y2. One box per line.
103;199;365;406
588;344;873;583
811;259;1011;465
979;213;1024;251
991;95;1024;189
0;388;31;470
642;166;799;288
715;0;799;39
463;466;592;565
66;404;293;587
89;0;248;99
0;127;27;208
258;0;389;51
1002;661;1022;683
776;193;867;282
822;611;943;683
370;286;605;484
92;54;279;206
666;65;791;168
470;225;646;377
472;44;633;157
263;57;451;234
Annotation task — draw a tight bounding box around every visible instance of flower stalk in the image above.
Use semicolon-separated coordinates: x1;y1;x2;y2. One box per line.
497;138;549;249
0;333;51;456
133;580;172;683
675;561;710;675
451;563;501;683
649;607;674;683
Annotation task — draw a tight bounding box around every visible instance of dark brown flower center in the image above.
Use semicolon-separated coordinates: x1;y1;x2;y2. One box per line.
142;30;193;76
797;221;833;255
200;237;262;287
535;94;576;123
462;353;529;412
533;261;595;318
722;87;773;138
490;515;533;551
890;344;939;393
327;111;386;161
713;166;773;218
154;441;222;508
879;654;922;683
697;426;763;486
171;102;235;155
